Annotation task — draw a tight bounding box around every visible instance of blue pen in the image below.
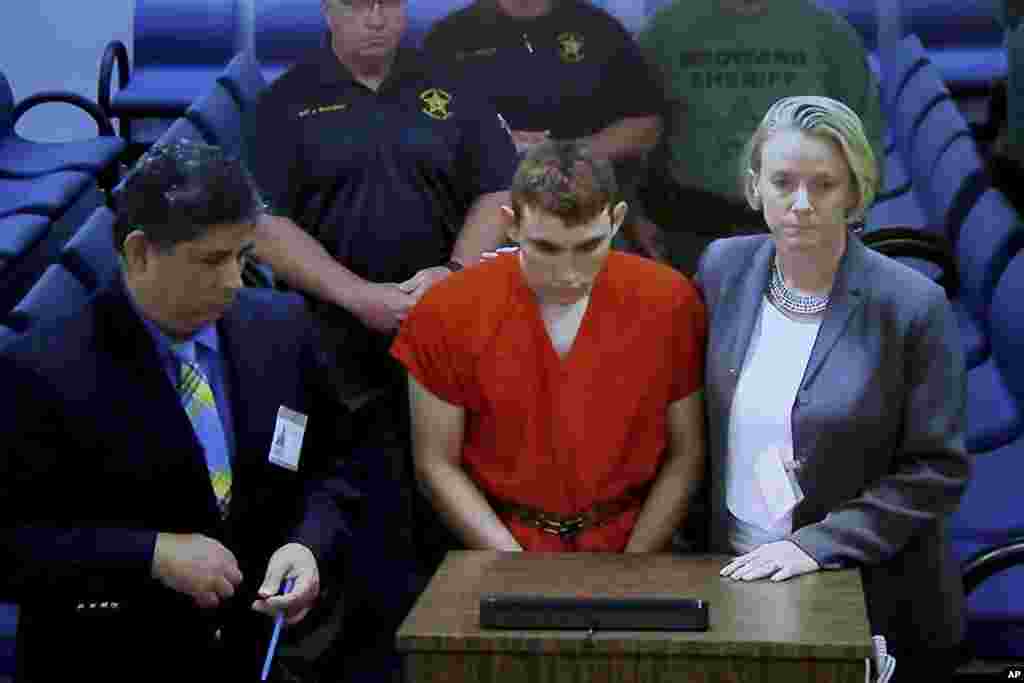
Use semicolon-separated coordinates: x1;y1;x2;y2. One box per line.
260;576;297;681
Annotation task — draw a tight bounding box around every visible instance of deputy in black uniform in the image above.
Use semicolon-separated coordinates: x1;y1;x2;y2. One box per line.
423;0;667;259
244;0;517;677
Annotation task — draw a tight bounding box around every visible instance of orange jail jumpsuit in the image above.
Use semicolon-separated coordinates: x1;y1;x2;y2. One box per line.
391;251;706;551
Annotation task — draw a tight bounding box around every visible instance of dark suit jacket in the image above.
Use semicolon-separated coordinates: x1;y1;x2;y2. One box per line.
0;277;360;681
696;234;971;653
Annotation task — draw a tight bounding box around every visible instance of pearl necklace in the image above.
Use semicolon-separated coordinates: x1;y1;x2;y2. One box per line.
768;260;830;316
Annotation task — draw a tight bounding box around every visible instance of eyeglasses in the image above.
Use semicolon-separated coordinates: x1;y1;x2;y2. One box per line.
332;0;405;14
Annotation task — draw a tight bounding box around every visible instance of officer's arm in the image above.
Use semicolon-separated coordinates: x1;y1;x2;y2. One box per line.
574;115;662;163
253;214;412;332
408;374;523;551
624;390;705;552
449;190;512;267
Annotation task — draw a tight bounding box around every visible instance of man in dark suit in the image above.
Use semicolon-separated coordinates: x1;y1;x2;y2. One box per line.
0;140;360;681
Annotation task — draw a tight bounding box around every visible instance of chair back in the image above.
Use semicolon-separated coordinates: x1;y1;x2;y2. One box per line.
0;71;13;135
133;0;240;69
860;226;958;298
880;33;929;112
185;82;244;156
893;50;951;165
158;117;210;147
990;251;1024;406
10;263;90;327
253;0;325;80
923;134;987;244
956;189;1024;323
61;206;118;292
217;51;268;112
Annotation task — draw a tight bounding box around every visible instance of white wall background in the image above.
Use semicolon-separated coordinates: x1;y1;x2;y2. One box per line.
0;0;133;142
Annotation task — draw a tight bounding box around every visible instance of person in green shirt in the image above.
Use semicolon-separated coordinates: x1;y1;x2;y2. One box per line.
638;0;885;275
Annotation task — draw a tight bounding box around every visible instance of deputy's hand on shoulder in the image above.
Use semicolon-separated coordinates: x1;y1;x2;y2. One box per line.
252;543;320;626
512;130;550;155
151;532;243;609
399;265;455;304
352;281;415;334
720;540;820;583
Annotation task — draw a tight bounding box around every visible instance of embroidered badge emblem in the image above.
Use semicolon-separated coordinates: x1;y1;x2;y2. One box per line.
557;33;585;63
420;88;453;120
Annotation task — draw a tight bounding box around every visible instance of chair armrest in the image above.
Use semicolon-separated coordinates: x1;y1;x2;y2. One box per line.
962;538;1024;596
860;226;960;298
874;177;912;203
11;91;116;137
97;40;130;117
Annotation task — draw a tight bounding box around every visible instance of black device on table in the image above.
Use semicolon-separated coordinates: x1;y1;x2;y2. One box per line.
479;593;710;632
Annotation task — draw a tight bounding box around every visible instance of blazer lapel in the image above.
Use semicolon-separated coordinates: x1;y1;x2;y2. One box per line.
95;278;222;525
724;239;775;378
217;294;281;479
799;236;869;389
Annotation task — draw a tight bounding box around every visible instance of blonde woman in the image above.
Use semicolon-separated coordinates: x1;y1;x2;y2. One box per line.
696;96;969;681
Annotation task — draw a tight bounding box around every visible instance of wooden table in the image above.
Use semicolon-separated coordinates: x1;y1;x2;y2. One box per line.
397;551;872;683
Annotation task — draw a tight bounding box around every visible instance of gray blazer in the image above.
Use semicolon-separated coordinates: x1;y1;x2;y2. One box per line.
695;234;971;652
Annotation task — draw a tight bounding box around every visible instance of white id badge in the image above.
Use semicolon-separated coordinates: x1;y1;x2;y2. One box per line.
755;446;803;525
269;406;308;472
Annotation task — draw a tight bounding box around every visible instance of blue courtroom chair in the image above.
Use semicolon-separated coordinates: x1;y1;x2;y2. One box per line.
929;47;1007;96
964;246;1024;454
0;172;93;220
905;88;970;187
902;2;1004;93
893;54;952;172
8;263;90;330
860;227;957;297
0;215;50;274
154;117;208;147
61;207;118;291
845;2;1003;94
216;51;268;113
865;149;928;229
954;189;1024;369
185;82;244;157
879;34;929;113
950;250;1024;660
98;0;240;146
919;134;987;245
0;213;58;318
253;0;325;83
966;359;1024;455
959;539;1024;662
0;72;124;191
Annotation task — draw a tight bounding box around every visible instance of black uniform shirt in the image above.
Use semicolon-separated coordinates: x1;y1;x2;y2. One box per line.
424;0;665;139
245;43;517;284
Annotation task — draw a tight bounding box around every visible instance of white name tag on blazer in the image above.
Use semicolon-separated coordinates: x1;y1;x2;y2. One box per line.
269;406;308;472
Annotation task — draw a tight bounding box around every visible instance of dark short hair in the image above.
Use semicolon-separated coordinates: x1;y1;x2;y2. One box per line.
509;141;618;227
112;139;264;254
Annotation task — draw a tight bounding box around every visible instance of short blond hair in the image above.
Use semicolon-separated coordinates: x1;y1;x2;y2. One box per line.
740;96;878;224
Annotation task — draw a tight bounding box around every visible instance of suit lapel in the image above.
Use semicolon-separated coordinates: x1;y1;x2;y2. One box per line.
724;239;775;380
217;294;281;487
94;278;222;525
799;236;869;389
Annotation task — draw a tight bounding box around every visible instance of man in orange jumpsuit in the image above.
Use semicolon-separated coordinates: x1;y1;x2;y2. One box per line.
391;141;706;556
